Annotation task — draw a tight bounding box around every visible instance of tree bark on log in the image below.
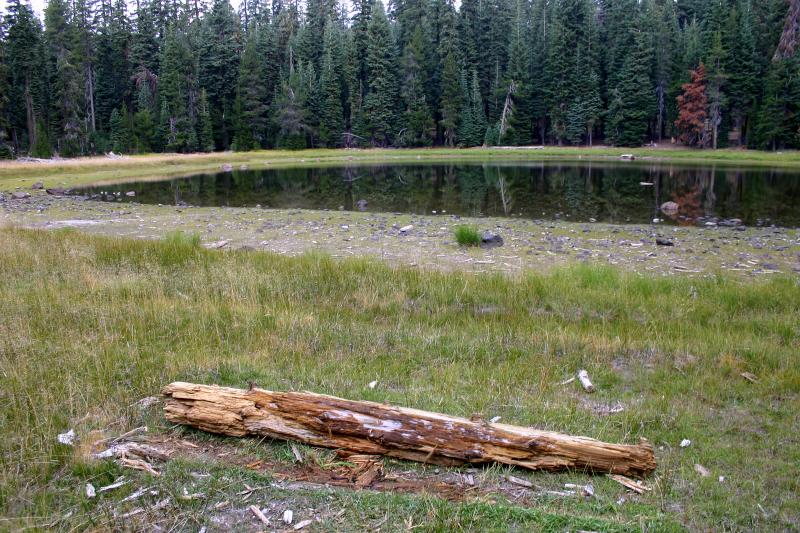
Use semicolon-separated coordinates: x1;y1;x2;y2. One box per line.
162;382;656;477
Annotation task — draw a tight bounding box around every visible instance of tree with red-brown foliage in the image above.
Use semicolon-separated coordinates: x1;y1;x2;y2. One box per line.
675;64;708;147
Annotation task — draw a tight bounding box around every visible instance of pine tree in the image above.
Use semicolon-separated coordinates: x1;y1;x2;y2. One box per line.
705;31;727;149
44;0;83;156
198;0;241;148
438;51;461;146
197;89;215;152
95;0;132;133
753;57;800;150
399;26;434;146
606;27;655;146
458;69;487;147
317;20;345;147
726;1;759;146
363;0;398;146
675;63;708;146
273;64;311;149
158;29;197;152
234;29;269;150
5;0;45;152
109;104;132;153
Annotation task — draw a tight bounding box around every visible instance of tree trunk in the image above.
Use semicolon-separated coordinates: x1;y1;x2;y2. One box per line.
24;76;36;149
163;382;656;477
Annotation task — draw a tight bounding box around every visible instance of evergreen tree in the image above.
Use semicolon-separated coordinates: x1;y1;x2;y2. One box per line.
317;20;345;147
197;89;214;152
198;0;240;148
438;51;461;146
399;26;433;146
234;29;268;150
753;57;800;150
5;0;45;152
158;29;196;152
44;0;83;155
606;27;655;146
109;104;132;152
363;0;398;146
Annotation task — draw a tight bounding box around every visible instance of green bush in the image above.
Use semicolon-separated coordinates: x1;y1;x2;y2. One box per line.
454;225;481;246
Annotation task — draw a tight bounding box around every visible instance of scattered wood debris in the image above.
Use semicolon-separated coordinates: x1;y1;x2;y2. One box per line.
163;382;656;476
577;369;596;393
740;372;758;383
506;475;534;488
607;474;651;494
290;444;304;463
250;505;269;525
694;464;710;477
98;478;128;493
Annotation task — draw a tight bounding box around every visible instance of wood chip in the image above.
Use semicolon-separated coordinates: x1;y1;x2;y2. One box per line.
506;475;533;488
607;474;651;494
249;505;269;525
740;372;758;383
694;463;710;477
577;369;595;393
294;519;313;530
290;444;304;463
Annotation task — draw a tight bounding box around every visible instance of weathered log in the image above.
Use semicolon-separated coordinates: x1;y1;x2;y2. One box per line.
162;382;656;477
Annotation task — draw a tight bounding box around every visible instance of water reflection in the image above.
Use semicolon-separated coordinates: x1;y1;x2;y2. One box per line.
81;162;800;227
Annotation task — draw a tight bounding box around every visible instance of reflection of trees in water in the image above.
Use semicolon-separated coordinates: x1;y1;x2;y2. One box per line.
484;166;513;216
100;162;800;226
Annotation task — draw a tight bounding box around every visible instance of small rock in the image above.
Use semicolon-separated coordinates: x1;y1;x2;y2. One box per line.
221;163;233;172
399;224;413;233
86;483;96;498
679;439;691;448
283;509;294;524
31;182;44;190
694;463;710;477
11;191;31;199
46;187;68;196
340;225;349;230
655;238;674;246
368;380;378;389
125;191;136;197
57;429;76;445
356;199;368;211
660;201;679;215
480;232;504;248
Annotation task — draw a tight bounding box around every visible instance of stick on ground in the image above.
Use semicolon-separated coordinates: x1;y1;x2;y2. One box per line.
162;382;655;476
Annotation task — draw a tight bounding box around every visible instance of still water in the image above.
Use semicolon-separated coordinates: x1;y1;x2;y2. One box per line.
81;161;800;227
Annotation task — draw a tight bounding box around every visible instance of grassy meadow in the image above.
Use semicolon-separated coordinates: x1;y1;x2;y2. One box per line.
1;227;798;531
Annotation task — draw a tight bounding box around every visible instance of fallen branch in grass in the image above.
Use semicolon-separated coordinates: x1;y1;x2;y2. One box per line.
162;382;656;476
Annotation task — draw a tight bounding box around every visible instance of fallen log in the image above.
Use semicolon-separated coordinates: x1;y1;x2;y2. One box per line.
162;382;656;477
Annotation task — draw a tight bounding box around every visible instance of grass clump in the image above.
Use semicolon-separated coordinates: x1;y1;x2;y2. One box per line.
454;224;482;246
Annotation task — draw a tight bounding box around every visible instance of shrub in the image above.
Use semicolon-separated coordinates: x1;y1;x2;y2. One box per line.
454;225;481;246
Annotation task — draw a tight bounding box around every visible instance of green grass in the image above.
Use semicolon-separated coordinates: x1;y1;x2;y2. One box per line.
0;228;798;530
454;225;482;246
3;146;800;191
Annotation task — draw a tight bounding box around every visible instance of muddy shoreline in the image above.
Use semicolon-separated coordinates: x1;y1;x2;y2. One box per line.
2;191;798;277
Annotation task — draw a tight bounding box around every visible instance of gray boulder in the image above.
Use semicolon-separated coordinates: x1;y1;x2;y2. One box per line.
481;232;504;248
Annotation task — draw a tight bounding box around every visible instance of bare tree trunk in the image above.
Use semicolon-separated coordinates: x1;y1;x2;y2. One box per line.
24;77;36;149
163;382;657;477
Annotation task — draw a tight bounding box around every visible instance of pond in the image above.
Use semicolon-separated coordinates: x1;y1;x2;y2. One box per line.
79;161;800;227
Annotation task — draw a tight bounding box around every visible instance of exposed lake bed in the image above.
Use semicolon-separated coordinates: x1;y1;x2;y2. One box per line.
3;186;798;277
